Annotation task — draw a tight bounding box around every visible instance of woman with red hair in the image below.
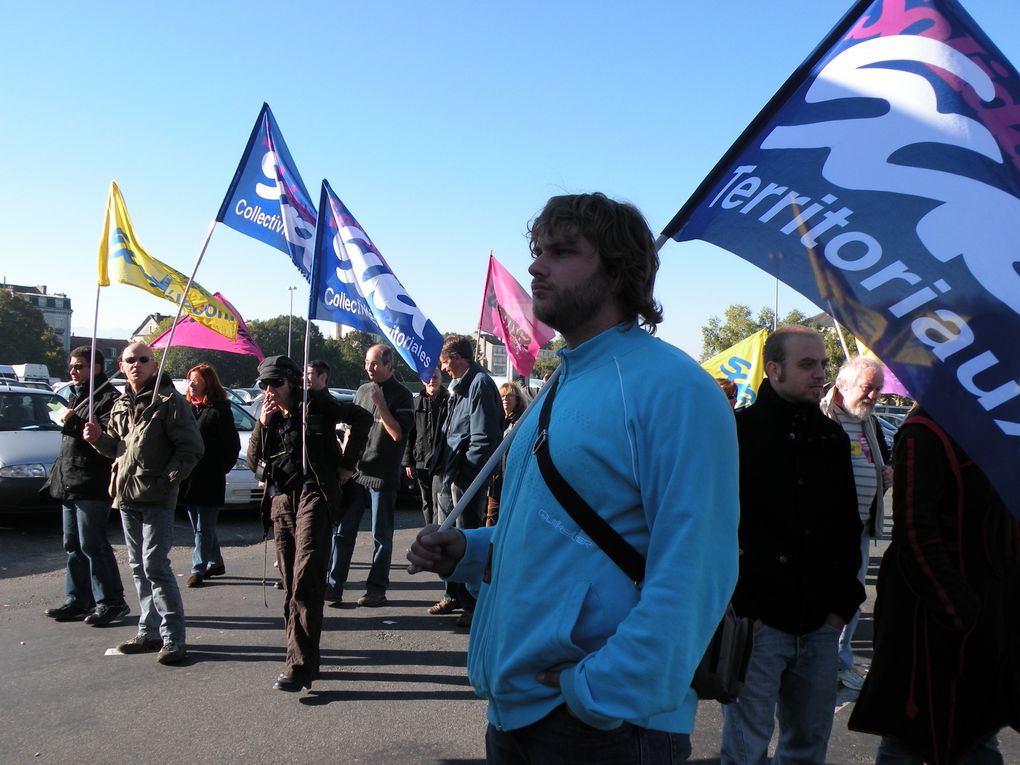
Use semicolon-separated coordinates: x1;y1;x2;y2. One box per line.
182;363;240;588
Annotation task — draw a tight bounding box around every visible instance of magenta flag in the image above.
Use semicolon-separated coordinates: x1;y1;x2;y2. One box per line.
477;254;556;377
151;292;264;360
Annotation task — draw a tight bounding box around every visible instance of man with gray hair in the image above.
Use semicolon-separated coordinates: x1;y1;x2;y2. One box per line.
820;354;892;691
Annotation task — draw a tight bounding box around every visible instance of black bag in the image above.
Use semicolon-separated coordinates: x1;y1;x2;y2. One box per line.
533;376;752;704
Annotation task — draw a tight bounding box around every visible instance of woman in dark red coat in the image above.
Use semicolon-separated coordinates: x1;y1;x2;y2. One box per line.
181;364;240;588
848;408;1020;764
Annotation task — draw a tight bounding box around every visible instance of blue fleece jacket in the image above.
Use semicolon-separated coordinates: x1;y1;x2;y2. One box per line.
450;323;740;733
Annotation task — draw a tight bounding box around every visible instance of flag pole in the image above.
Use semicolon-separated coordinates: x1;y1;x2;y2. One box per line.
301;314;311;473
88;284;102;422
151;219;218;404
436;364;562;533
831;315;852;359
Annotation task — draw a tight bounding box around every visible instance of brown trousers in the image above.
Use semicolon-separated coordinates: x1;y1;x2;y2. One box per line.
271;489;330;681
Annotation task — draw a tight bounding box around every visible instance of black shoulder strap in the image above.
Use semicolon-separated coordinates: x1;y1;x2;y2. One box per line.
533;376;646;583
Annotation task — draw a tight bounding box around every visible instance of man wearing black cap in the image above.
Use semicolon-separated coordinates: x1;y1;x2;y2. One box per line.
247;354;372;692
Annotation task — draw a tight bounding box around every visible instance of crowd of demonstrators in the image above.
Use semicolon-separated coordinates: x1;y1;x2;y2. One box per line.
484;381;529;527
247;354;372;691
182;363;241;589
326;344;414;608
849;409;1020;765
409;192;739;763
82;342;204;665
715;376;738;409
820;355;892;692
403;366;449;526
721;326;865;765
42;346;131;627
426;335;503;628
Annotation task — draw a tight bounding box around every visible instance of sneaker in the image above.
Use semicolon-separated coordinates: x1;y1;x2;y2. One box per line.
117;635;163;654
427;598;458;615
186;573;203;588
204;564;226;577
838;667;866;691
357;592;387;608
44;603;90;622
157;641;187;665
84;602;130;626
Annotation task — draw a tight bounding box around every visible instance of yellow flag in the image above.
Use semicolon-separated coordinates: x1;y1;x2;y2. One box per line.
98;181;238;340
701;329;768;409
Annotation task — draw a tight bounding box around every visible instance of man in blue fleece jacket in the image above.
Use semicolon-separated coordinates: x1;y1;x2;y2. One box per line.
408;193;740;763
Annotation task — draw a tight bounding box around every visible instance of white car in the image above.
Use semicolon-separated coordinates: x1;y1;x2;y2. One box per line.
0;385;65;514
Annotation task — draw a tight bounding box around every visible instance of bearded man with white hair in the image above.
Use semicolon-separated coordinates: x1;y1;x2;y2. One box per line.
820;355;893;692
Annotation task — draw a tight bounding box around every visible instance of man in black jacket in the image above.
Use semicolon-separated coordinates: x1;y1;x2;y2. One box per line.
721;326;864;765
42;346;130;627
247;354;372;692
402;366;448;525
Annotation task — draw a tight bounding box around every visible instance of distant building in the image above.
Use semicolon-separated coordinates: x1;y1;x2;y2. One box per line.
3;283;73;355
130;313;171;343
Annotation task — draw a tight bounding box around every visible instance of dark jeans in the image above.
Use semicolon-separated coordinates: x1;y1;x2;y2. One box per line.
415;471;442;526
62;499;125;609
437;478;486;609
486;706;691;764
272;489;330;681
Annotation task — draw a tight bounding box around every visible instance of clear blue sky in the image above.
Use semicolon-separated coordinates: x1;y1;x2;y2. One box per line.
2;1;1016;358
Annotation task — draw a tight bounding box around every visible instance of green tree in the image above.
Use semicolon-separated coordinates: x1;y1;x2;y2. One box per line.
0;290;64;370
700;304;807;362
531;336;565;379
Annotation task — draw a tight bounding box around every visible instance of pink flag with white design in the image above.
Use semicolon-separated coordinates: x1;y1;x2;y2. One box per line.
478;254;556;378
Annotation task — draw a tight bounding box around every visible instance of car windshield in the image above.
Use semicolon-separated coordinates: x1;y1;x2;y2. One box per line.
0;392;65;431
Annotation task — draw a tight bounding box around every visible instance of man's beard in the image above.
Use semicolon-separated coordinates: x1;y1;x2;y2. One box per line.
845;398;875;419
533;268;612;335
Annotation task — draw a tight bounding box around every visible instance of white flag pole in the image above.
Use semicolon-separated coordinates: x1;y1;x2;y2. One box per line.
88;284;102;423
151;219;218;405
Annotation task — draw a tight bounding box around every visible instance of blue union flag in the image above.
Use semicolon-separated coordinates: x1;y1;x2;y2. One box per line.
309;180;443;383
663;0;1020;517
217;103;317;281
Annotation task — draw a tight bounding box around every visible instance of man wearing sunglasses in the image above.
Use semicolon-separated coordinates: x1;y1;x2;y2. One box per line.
247;354;372;692
84;342;204;666
43;346;130;626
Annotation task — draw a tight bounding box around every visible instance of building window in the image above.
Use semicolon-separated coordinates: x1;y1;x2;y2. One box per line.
492;346;507;376
46;298;55;308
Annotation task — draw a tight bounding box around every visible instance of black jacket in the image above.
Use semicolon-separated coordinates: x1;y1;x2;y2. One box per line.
248;388;373;529
352;377;414;490
402;384;449;472
849;410;1020;764
732;378;865;634
181;399;240;507
43;374;118;502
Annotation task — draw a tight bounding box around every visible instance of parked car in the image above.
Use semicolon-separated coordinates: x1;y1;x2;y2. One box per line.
0;385;65;514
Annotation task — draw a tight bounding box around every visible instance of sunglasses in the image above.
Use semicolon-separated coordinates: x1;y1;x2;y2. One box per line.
123;356;151;365
68;363;87;371
258;379;285;390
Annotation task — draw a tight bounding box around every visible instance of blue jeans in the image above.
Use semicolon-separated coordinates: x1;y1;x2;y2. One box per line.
185;504;223;574
486;705;691;764
327;482;396;594
120;504;186;644
876;734;1003;765
721;622;840;765
838;530;871;671
62;499;125;609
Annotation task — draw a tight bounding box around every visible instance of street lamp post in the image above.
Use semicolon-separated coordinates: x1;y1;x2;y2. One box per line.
287;286;297;358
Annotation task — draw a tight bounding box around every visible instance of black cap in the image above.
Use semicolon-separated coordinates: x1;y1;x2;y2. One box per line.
256;355;301;383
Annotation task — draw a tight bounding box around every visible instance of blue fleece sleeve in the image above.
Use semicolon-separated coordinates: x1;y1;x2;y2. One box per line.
559;371;740;731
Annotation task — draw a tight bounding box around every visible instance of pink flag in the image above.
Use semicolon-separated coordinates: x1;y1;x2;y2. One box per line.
151;292;264;360
477;254;556;377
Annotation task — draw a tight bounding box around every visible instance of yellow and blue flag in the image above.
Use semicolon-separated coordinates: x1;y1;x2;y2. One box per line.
700;329;768;409
98;182;238;340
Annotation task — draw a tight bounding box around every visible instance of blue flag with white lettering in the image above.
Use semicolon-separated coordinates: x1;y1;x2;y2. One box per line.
663;0;1020;518
217;103;317;281
309;180;443;383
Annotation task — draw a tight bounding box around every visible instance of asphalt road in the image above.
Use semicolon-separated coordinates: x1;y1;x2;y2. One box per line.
1;506;1017;764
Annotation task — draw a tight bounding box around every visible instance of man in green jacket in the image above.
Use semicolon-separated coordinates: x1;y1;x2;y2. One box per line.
84;343;203;665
